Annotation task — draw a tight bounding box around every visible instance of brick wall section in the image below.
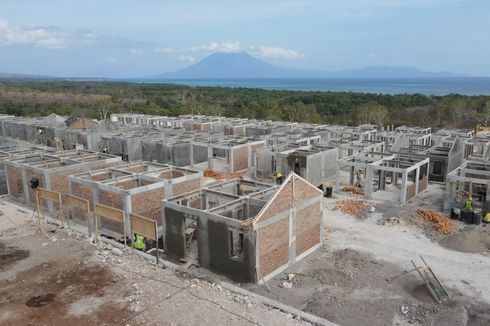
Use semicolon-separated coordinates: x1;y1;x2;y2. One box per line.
116;180;137;190
131;187;165;225
172;178;201;197
258;218;289;277
6;164;23;199
232;146;248;172
406;182;416;200
49;167;85;195
89;161;120;171
69;182;92;225
419;176;428;192
257;177;321;217
98;189;124;234
127;166;146;173
295;203;321;256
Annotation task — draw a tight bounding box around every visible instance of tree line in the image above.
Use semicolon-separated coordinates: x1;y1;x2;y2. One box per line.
0;79;489;129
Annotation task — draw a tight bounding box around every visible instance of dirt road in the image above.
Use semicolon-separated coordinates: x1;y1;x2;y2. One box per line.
0;199;310;326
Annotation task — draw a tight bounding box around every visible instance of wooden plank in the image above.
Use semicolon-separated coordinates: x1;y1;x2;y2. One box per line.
37;187;61;204
95;203;124;223
130;213;157;241
64;194;89;211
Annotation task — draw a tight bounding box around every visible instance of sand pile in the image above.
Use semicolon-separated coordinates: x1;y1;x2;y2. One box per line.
340;186;364;195
439;227;490;253
334;200;371;216
416;209;454;235
203;168;243;180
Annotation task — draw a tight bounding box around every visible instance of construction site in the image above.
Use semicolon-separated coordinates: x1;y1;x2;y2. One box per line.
1;113;490;326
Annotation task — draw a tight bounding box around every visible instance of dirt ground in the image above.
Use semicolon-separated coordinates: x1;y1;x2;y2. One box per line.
247;184;490;326
0;198;310;326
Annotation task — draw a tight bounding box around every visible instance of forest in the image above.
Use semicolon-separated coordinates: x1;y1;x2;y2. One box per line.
1;79;490;129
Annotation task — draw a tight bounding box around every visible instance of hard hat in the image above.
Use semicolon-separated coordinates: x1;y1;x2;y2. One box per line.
276;172;282;178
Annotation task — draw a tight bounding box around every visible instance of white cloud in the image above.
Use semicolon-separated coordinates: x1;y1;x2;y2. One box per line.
177;54;195;62
192;42;242;53
128;48;143;55
249;46;305;60
0;19;67;49
154;41;304;61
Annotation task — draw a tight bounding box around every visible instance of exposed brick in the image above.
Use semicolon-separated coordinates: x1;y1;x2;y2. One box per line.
258;218;289;277
131;187;165;225
232;146;248;172
172;178;201;197
6;164;23;199
295;203;321;256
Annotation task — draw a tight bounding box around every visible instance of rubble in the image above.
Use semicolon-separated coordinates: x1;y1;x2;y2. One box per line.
415;209;454;235
340;186;364;195
203;168;243;180
334;200;371;216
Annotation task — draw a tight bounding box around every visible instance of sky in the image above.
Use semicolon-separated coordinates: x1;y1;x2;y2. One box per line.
0;0;489;78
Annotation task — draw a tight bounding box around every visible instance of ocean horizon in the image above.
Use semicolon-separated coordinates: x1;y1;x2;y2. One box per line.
121;77;490;96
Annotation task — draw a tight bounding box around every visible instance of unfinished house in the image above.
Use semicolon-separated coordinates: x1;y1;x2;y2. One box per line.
68;162;202;239
5;150;121;207
443;161;490;215
100;128;165;161
162;174;324;283
0;146;55;194
35;113;67;149
1;118;40;143
396;137;465;182
336;152;430;205
255;145;338;186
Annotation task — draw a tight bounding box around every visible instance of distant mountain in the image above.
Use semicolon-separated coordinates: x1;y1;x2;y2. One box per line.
0;71;57;79
153;52;311;79
152;52;463;79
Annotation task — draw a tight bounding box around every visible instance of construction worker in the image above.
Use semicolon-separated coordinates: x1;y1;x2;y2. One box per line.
275;172;285;185
464;196;474;211
134;234;145;251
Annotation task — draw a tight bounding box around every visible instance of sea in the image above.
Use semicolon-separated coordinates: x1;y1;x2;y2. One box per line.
126;77;490;96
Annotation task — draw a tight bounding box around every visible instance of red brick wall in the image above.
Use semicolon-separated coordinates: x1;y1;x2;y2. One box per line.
98;189;123;209
49;167;85;195
127;166;146;173
258;218;289;277
131;187;165;225
69;182;93;225
232;146;248;172
295;203;321;256
172;178;201;197
98;189;124;234
6;164;23;199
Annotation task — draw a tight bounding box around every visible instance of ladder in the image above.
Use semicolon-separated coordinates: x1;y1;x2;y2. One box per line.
411;256;449;303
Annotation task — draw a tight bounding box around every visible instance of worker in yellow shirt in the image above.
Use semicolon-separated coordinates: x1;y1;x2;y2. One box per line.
134;234;145;251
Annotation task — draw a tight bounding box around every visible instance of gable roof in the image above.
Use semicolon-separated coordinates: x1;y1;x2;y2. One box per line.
251;172;322;226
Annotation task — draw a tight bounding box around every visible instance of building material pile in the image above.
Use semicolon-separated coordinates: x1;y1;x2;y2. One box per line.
334;200;371;216
340;186;364;195
203;168;243;180
416;209;454;235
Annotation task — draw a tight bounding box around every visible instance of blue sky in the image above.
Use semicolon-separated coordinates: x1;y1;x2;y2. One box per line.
0;0;489;77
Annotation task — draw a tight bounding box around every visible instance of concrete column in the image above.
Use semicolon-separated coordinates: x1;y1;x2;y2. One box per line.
349;166;355;185
365;167;374;199
207;145;213;169
229;146;234;173
189;144;194;166
247;144;252;170
335;165;341;191
123;194;132;238
415;167;420;194
400;172;408;205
